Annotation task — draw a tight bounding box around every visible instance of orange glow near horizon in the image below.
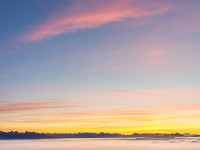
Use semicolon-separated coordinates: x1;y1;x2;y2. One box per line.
1;87;200;134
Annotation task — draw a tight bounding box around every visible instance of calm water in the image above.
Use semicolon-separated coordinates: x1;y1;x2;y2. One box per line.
1;137;200;150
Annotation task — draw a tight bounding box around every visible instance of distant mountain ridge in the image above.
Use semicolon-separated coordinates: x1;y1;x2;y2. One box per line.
0;131;53;139
1;131;200;139
47;132;185;138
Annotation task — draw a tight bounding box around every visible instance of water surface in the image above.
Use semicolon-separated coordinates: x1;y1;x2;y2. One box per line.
1;137;200;150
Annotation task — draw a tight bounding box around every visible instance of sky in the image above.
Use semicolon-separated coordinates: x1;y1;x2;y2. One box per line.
0;0;200;134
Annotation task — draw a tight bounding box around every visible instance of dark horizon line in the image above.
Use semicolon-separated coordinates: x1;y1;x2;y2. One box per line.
1;131;200;140
1;131;199;135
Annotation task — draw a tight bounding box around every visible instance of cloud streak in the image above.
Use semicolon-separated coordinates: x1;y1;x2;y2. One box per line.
24;0;172;41
0;101;65;112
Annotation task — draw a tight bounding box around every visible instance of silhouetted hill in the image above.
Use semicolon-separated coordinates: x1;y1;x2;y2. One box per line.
0;131;53;139
1;131;191;139
47;132;185;138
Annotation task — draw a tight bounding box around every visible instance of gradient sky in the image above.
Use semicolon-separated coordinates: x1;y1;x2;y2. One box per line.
0;0;200;134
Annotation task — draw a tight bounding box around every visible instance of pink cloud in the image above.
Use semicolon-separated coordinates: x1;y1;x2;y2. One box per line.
24;0;172;41
87;87;200;104
0;101;65;112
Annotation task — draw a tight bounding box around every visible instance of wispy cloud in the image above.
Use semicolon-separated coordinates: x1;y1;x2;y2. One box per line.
24;0;172;41
0;101;65;112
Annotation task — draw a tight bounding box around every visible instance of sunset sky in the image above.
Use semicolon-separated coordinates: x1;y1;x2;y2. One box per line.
0;0;200;134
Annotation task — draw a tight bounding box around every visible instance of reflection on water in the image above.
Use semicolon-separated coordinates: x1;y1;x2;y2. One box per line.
1;137;200;150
